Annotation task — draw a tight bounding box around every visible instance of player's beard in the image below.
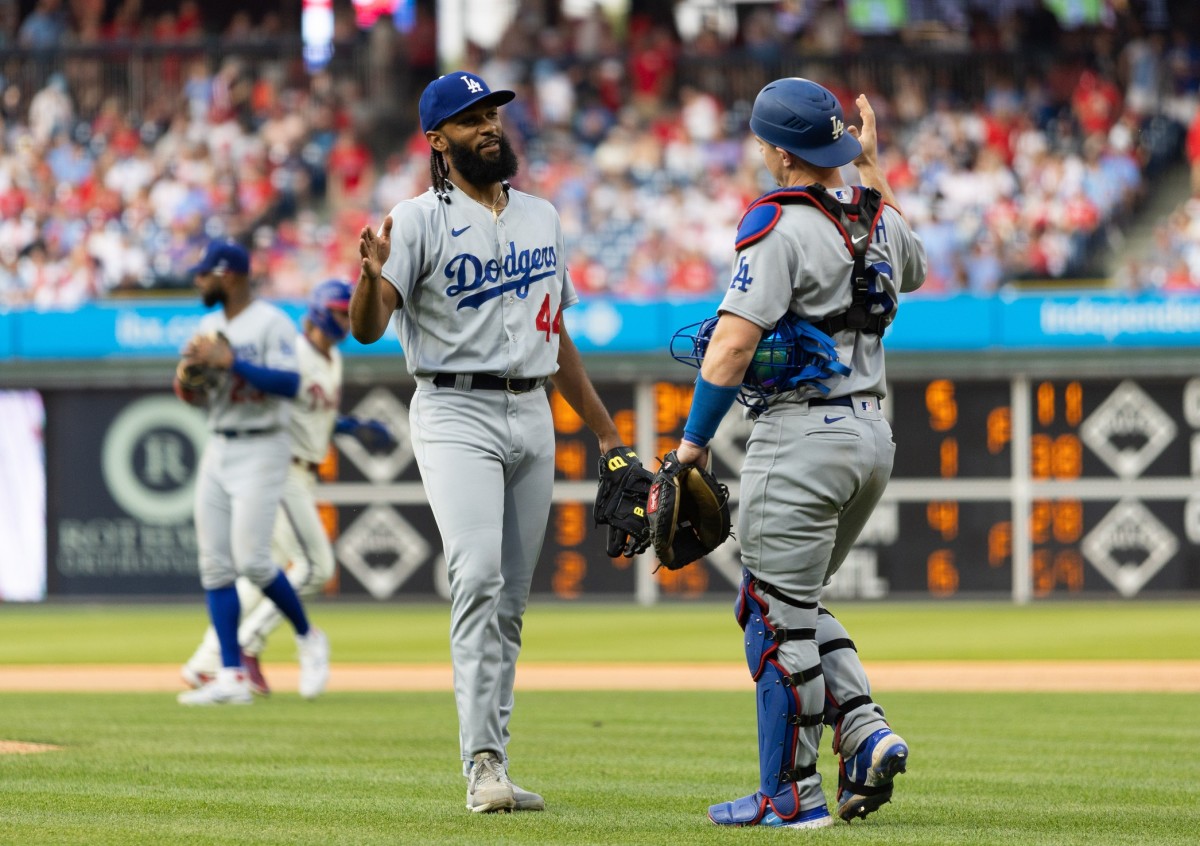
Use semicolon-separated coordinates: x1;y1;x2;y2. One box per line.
202;288;226;309
445;133;519;189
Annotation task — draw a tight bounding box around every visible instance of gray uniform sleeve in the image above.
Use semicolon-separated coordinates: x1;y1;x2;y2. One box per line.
880;205;927;294
717;227;800;329
380;200;430;308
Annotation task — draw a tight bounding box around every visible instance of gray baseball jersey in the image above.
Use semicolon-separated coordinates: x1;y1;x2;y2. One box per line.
196;300;298;432
379;187;578;377
377;184;571;769
185;331;339;673
193;300;297;591
718;186;926;400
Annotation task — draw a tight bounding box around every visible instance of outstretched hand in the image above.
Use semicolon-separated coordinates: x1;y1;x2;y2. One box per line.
359;215;393;282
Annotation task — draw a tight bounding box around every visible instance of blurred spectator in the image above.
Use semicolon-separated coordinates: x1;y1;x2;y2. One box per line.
17;0;66;49
27;74;73;144
1188;106;1200;197
0;0;1195;306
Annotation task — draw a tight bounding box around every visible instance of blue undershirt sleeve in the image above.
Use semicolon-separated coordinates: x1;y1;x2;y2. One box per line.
682;376;741;448
230;358;300;398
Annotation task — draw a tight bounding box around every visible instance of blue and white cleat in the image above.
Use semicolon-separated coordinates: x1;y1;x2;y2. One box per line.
836;728;909;821
708;792;833;829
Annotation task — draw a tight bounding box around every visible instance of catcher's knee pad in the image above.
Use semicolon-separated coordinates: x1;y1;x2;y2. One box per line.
737;571;824;801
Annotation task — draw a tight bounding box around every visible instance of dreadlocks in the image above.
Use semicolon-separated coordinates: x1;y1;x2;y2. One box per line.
430;150;452;201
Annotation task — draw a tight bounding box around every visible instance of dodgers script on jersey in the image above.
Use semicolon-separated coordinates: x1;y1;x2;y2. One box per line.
378;187;578;377
720;186;927;399
196;300;298;432
289;333;342;464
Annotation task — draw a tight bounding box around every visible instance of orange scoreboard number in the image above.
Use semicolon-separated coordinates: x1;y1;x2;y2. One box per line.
544;384;645;598
891;378;1013;596
1029;380;1085;596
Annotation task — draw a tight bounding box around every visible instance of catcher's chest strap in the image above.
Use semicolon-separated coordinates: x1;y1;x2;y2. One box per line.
735;184;889;336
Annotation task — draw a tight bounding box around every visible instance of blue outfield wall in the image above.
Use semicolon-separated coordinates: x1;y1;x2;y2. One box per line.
1;292;1199;360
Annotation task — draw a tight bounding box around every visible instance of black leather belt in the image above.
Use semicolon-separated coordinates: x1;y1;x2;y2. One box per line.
432;373;546;393
292;456;320;474
214;427;280;438
809;396;882;410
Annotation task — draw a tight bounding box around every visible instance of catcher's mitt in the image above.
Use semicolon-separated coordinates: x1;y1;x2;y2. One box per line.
593;446;654;558
647;450;732;570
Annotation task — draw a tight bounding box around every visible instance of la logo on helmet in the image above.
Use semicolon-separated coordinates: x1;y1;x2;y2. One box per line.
830;115;845;140
462;75;483;94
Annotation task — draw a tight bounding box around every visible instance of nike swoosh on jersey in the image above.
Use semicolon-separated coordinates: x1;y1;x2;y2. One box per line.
824;415;846;424
452;226;471;237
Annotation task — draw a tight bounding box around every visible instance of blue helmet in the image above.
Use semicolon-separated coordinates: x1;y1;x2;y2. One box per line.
670;313;850;414
307;279;352;342
749;78;862;169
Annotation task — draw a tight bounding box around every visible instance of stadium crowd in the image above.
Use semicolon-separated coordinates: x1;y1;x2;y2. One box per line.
0;0;1197;310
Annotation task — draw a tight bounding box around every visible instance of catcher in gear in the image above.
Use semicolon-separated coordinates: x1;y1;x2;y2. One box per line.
673;81;926;829
593;446;654;557
646;450;731;569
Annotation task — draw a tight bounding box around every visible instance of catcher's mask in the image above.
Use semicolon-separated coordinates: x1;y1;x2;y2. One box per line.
307;279;352;342
670;313;850;412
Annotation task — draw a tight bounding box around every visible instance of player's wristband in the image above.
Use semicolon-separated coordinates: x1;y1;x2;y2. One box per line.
230;357;301;398
682;376;740;448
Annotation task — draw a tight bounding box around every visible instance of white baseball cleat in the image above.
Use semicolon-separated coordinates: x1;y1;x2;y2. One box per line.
180;663;215;690
296;627;330;699
177;671;253;706
510;783;546;812
466;752;516;813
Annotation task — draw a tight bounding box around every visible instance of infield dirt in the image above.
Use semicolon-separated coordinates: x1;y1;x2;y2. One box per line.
1;660;1197;693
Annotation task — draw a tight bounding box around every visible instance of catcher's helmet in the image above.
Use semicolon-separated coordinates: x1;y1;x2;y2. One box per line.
750;78;862;169
307;279;352;342
670;313;850;413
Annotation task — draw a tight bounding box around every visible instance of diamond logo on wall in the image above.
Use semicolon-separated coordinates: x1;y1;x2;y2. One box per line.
1079;381;1176;479
1080;499;1177;597
336;387;413;482
336;505;430;599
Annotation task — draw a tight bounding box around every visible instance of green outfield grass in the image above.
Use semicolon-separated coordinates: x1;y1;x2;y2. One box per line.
0;599;1198;665
2;601;1197;844
1;689;1197;845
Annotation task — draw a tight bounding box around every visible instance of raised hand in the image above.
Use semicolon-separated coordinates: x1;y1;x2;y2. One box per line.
359;215;393;282
848;94;878;170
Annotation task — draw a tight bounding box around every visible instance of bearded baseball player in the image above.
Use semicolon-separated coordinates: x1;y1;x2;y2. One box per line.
670;80;927;828
350;71;640;814
174;239;331;706
181;279;394;698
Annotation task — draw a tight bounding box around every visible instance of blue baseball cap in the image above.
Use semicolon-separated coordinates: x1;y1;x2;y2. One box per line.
419;71;515;133
188;239;250;276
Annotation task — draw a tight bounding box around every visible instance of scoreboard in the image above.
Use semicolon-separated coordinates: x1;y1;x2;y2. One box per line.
321;375;1200;602
40;373;1200;600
